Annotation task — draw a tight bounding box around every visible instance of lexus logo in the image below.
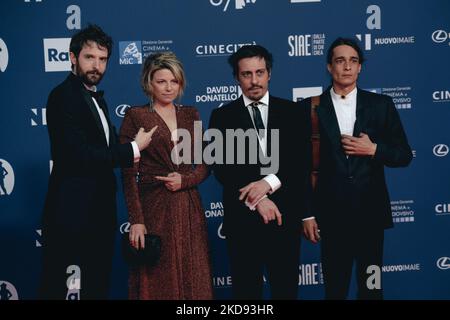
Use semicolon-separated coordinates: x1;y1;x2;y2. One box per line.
437;257;450;270
115;104;131;118
433;144;449;157
119;222;130;234
217;223;225;239
431;30;448;43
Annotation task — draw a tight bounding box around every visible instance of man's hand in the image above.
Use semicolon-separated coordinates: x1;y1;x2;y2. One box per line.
239;179;272;207
135;126;158;151
341;133;376;156
255;198;282;226
129;223;147;249
155;172;182;192
302;219;320;244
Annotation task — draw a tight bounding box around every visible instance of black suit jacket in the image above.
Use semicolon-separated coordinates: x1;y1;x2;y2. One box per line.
209;95;310;236
42;73;133;235
301;88;412;232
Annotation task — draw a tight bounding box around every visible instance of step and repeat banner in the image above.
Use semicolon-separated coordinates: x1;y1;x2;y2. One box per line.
1;0;449;300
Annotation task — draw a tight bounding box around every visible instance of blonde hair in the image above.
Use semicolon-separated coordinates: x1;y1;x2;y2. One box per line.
141;52;186;102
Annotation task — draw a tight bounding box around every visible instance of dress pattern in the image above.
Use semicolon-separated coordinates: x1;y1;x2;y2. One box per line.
120;105;213;300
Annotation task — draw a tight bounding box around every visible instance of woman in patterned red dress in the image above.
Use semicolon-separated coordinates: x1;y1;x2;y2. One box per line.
119;52;213;299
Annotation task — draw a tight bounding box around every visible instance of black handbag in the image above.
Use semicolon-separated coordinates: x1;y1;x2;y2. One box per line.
121;233;161;266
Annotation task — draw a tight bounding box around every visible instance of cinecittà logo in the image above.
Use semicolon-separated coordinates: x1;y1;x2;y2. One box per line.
195;42;256;57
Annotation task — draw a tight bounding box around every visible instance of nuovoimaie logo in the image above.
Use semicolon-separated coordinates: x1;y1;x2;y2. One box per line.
119;41;142;65
0;159;14;196
0;38;9;72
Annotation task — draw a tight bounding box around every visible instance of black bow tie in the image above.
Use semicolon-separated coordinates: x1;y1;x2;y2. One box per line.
89;90;104;100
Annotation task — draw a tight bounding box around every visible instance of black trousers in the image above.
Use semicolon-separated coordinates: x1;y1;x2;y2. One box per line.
39;226;115;300
226;224;300;300
321;227;384;300
39;189;117;300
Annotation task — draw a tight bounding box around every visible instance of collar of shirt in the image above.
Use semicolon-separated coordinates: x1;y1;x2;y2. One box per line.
330;86;357;105
242;91;269;108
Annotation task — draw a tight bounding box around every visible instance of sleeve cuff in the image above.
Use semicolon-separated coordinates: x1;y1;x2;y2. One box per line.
263;174;281;194
302;216;315;221
131;141;141;163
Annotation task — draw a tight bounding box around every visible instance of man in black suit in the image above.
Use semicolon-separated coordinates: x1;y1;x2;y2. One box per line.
301;37;412;299
39;24;156;299
208;45;310;299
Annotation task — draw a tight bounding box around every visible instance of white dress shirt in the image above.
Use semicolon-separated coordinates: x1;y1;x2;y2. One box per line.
87;84;140;162
242;91;281;200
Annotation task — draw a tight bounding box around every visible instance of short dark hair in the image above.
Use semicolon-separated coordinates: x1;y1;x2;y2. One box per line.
228;45;273;77
326;37;364;65
70;24;113;59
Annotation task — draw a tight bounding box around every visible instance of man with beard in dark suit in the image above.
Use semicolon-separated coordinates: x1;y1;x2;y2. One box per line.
209;45;310;299
39;24;157;299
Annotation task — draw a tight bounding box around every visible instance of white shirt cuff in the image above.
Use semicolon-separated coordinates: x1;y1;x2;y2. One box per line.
302;216;315;221
263;174;281;194
131;141;141;163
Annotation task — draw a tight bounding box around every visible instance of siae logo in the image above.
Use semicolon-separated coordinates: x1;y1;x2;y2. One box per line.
43;38;71;72
433;144;449;157
0;159;15;196
0;38;9;72
210;0;256;12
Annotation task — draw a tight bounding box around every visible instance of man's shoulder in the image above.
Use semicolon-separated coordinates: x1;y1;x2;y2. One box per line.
211;98;242;115
270;95;297;107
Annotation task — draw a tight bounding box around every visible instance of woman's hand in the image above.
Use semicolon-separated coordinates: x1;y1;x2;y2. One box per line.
129;223;147;249
155;172;182;192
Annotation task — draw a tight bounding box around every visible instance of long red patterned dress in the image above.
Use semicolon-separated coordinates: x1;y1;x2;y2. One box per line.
119;104;213;300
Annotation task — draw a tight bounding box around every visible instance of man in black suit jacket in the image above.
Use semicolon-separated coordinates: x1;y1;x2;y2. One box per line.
209;45;310;299
39;25;156;299
301;37;412;299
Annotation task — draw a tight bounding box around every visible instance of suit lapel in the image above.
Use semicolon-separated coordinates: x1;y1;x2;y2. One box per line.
352;88;370;137
233;96;255;130
349;89;371;170
316;89;347;162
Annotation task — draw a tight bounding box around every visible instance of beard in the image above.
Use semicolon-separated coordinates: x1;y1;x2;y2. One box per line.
75;63;104;86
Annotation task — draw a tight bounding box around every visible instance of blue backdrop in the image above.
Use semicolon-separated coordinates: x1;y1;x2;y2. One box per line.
1;0;449;300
